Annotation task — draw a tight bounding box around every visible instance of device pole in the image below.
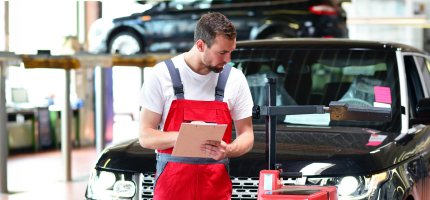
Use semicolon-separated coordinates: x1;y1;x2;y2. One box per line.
0;61;8;193
265;77;277;170
94;66;106;153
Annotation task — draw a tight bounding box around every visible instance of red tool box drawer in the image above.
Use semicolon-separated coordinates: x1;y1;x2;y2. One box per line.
258;170;337;200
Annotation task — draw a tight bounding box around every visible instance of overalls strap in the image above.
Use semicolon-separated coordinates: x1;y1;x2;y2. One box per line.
165;59;184;99
165;59;232;101
215;64;232;101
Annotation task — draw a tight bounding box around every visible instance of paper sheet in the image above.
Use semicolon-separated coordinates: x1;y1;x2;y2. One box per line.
172;122;227;158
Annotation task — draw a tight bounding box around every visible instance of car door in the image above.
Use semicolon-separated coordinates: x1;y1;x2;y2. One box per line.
404;55;430;122
403;54;430;200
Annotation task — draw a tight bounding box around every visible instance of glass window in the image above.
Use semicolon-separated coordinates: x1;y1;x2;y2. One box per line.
231;47;400;132
416;56;430;96
405;56;425;121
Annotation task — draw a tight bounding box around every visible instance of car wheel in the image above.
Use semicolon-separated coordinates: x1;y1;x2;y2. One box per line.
108;32;143;55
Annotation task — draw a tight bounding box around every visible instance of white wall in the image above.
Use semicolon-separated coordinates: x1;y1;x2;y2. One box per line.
0;2;5;51
8;1;77;54
345;0;429;50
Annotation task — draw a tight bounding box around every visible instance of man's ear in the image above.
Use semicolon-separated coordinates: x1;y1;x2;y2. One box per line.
196;39;205;52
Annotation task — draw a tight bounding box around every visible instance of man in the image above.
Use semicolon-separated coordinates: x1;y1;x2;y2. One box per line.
139;12;254;200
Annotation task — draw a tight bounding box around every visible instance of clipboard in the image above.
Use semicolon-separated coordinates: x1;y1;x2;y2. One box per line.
172;122;227;158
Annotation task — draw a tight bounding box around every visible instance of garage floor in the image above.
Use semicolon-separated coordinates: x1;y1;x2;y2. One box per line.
0;147;97;200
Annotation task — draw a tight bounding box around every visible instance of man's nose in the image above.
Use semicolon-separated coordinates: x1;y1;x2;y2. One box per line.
223;53;231;63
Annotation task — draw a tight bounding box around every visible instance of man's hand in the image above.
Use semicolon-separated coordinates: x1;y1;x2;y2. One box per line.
200;117;254;160
200;140;228;160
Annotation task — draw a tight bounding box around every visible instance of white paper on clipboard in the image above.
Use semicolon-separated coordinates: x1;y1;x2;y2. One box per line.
172;122;227;158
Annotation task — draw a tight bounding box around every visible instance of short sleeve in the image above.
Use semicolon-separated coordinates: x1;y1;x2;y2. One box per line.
139;66;165;114
229;70;254;121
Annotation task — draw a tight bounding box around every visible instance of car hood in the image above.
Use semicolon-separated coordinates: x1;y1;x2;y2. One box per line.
230;125;400;177
95;139;157;173
95;125;404;177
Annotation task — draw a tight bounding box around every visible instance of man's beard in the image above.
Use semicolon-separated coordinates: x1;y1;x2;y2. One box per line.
207;65;224;73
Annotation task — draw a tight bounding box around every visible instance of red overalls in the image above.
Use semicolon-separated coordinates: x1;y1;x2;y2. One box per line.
153;59;233;200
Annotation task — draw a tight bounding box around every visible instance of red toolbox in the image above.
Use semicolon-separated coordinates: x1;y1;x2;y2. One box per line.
257;170;337;200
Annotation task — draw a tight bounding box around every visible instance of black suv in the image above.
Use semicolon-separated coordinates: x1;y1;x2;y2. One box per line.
85;38;430;200
88;0;348;54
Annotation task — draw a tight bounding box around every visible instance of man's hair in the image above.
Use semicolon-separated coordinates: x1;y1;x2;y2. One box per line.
194;12;236;48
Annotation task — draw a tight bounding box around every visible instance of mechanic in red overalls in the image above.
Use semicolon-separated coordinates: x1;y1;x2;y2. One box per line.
138;12;254;200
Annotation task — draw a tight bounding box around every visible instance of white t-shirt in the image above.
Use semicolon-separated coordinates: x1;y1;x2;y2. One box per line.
139;53;254;129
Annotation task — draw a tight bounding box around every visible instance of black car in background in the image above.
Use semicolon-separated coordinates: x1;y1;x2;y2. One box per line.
85;38;430;200
88;0;349;54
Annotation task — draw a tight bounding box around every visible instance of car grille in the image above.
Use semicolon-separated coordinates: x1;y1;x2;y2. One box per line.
141;173;155;199
140;173;297;200
231;177;259;199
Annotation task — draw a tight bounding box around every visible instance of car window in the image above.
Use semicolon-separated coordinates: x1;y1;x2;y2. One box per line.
425;58;430;95
414;56;430;96
404;56;425;121
232;47;400;132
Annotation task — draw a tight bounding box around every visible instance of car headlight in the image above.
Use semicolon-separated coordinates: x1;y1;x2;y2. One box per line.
338;176;360;196
337;172;389;200
305;171;389;200
86;169;136;199
114;180;136;198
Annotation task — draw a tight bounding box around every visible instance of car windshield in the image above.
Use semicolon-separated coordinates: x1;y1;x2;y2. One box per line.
231;46;400;133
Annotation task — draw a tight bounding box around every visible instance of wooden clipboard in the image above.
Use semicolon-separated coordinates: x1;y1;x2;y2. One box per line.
172;122;227;158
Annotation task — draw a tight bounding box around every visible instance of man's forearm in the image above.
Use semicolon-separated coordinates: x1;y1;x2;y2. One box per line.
139;128;178;150
226;131;254;158
139;108;178;150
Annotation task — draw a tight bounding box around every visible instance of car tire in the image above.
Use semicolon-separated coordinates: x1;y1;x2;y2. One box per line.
108;31;144;55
